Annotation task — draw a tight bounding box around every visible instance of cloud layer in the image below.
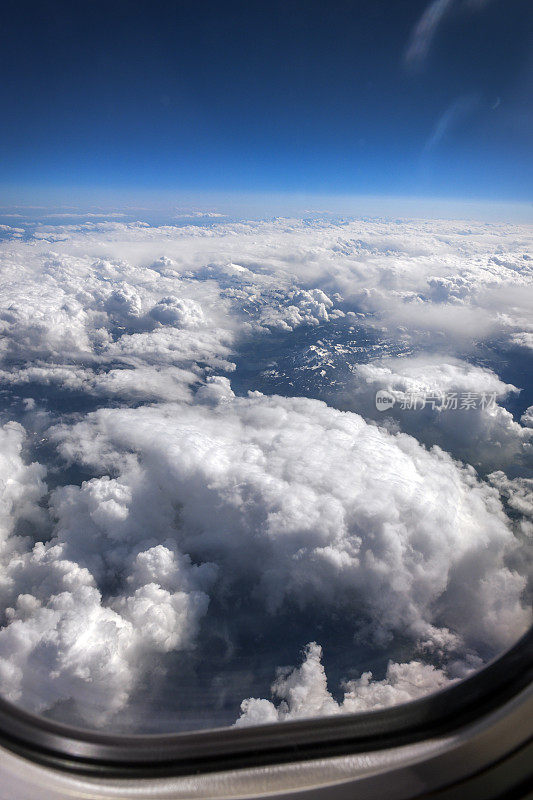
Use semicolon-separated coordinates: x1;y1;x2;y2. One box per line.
0;215;531;730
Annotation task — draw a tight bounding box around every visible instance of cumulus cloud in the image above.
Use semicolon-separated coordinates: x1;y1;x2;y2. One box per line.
0;462;214;725
0;423;47;564
258;288;342;331
0;215;530;731
148;296;205;328
0;243;237;404
337;355;532;471
511;332;533;350
0;542;210;726
488;471;533;520
52;391;530;659
236;642;452;726
1;216;531;370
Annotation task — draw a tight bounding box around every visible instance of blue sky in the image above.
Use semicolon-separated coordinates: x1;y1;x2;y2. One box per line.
1;0;532;205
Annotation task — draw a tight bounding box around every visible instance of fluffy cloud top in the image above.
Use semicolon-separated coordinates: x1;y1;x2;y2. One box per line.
0;216;531;731
236;642;451;726
339;356;532;471
52;391;529;657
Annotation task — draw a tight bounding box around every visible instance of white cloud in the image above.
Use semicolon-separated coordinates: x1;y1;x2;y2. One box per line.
148;296;206;328
511;332;533;350
339;355;532;471
488;471;533;520
0;215;530;730
0;534;212;725
236;642;452;726
52;391;530;659
258;288;341;331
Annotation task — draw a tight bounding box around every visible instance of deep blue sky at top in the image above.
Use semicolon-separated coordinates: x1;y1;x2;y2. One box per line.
1;0;532;202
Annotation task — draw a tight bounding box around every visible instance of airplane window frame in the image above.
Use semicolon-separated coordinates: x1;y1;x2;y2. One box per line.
0;627;530;780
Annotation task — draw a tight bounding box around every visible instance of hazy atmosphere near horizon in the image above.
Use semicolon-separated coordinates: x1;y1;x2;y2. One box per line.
0;0;532;733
